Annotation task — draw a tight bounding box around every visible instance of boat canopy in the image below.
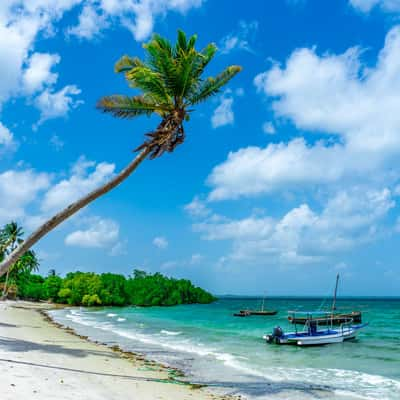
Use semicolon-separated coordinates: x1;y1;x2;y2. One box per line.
287;311;337;316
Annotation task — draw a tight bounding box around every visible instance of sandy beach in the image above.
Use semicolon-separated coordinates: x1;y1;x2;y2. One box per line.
0;301;227;400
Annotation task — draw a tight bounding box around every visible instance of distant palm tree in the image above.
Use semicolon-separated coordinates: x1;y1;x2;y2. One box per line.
0;30;241;278
0;222;24;253
0;222;24;297
1;249;40;299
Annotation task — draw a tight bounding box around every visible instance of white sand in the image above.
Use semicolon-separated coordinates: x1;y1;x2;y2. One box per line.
0;301;228;400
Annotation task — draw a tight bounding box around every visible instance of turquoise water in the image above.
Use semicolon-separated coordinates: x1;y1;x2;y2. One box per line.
50;298;400;399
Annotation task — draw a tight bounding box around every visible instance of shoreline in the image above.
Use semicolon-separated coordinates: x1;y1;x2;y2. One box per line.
0;300;235;400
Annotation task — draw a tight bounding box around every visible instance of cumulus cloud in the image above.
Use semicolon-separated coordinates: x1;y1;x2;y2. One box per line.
208;26;400;200
68;0;204;41
219;20;258;54
0;1;81;106
34;84;83;127
349;0;400;13
194;187;394;264
0;168;50;225
256;28;400;154
22;52;60;94
65;217;120;248
41;156;115;212
211;95;234;128
184;196;212;218
0;122;17;154
153;236;168;249
67;4;108;39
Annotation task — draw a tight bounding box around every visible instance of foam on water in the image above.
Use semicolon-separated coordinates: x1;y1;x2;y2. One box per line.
160;329;182;336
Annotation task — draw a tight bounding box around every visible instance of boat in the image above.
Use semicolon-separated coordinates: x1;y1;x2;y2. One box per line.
264;311;368;346
287;274;362;325
233;296;278;317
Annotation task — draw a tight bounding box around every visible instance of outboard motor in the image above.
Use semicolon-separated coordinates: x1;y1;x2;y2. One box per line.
265;326;284;344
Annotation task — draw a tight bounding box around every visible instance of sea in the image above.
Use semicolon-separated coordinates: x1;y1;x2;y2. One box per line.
49;297;400;400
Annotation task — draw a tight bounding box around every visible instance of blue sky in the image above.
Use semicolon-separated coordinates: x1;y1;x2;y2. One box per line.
1;0;400;296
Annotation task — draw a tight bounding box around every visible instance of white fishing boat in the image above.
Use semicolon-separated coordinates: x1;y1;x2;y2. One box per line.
263;311;368;346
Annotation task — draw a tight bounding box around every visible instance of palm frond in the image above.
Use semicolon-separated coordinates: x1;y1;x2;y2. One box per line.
115;55;144;73
97;95;170;118
186;65;242;105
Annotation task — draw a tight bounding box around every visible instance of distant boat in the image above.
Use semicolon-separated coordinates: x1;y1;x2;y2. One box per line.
233;296;278;317
287;274;362;325
264;311;368;346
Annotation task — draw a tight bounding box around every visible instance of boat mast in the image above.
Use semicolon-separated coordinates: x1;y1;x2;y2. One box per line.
332;273;340;312
261;295;265;312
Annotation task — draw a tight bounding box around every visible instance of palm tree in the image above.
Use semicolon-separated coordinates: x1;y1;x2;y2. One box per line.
0;222;24;253
0;30;241;278
0;222;24;297
1;249;40;299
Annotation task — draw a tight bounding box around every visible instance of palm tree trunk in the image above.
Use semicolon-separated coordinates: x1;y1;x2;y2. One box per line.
0;147;151;278
1;269;10;299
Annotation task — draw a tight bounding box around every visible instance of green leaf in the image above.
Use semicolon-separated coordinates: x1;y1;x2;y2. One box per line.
97;95;171;118
187;65;242;105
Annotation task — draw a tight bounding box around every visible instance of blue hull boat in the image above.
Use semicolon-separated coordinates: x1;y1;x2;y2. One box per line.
264;311;368;346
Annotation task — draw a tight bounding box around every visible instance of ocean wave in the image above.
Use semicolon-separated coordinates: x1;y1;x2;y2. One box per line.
117;318;126;322
107;313;117;317
160;329;182;336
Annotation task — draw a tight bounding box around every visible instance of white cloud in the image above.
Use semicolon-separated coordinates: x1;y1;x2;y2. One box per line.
0;168;50;225
41;156;115;212
0;122;17;153
153;236;168;249
208;27;400;201
262;121;276;135
0;1;81;106
256;28;400;155
220;20;258;54
184;196;211;218
211;96;234;128
69;0;203;41
22;52;60;94
34;84;83;126
65;216;119;248
194;187;394;264
349;0;400;13
67;4;108;39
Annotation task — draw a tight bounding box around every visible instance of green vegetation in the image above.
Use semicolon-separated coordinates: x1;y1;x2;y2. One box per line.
13;269;215;306
0;221;215;306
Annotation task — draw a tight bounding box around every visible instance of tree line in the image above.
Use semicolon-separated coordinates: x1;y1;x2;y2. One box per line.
16;269;216;306
0;221;215;306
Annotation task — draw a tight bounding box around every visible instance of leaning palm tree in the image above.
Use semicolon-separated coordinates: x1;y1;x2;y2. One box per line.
0;30;241;278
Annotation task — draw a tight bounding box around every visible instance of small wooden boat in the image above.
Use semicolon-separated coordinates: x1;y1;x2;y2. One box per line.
288;274;362;326
248;310;278;316
233;297;277;317
264;312;368;346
